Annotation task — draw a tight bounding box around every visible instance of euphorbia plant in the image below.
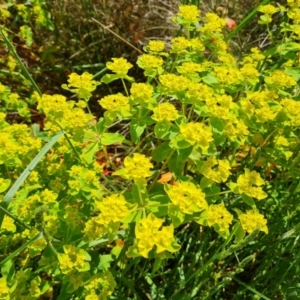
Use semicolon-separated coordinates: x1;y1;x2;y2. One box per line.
1;2;300;299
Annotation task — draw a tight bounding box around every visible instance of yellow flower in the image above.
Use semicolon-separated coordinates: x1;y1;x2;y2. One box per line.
190;38;205;52
114;153;153;180
200;157;231;183
239;209;268;234
137;54;164;70
0;277;10;299
147;40;165;52
130;83;154;105
152;103;179;122
1;215;16;232
170;37;190;53
67;72;98;92
177;62;205;78
40;189;58;204
106;57;133;75
207;203;233;232
237;169;267;200
96;194;130;224
258;4;280;15
135;214;178;258
199;13;226;34
99;93;130;112
166;181;208;214
180;122;213;150
265;70;297;89
175;5;200;25
159;73;190;93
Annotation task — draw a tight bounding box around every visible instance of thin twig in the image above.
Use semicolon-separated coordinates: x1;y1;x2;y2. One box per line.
91;18;143;54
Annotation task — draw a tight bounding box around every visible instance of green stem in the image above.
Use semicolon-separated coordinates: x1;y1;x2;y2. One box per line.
148;149;176;193
121;78;129;96
0;205;30;229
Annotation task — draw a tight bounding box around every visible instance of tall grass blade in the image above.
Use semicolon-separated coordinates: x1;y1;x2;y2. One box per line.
0;232;42;267
225;0;271;42
0;27;42;96
0;131;65;227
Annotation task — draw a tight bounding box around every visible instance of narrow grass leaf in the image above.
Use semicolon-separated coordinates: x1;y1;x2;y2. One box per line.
0;27;42;96
0;233;42;267
0;131;65;227
225;0;271;42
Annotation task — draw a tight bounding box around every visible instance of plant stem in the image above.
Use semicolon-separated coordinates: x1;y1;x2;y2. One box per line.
148;149;176;192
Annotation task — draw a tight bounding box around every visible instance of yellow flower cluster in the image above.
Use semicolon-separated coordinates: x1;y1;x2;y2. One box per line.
114;153;153;181
98;93;130;112
1;215;16;232
0;278;10;299
213;66;243;86
58;245;88;274
166;182;208;214
180;122;213;151
40;189;58;205
135;213;177;257
83;218;106;241
186;82;214;103
106;57;133;75
130;83;154;105
152;102;179;122
84;271;116;299
265;70;297;89
95;194;130;225
281;98;300;126
177;62;206;79
174;5;200;25
146;40;165;53
38;94;93;132
258;4;280;15
199;13;226;35
137;54;164;71
67;72;98;91
0;124;41;165
200;157;231;183
239;209;268;234
171;37;190;53
159;73;190;94
207;203;233;232
237;169;267;200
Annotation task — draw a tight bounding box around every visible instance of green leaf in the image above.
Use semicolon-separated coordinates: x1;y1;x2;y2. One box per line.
152;257;163;274
82;142;99;164
101;132;124;145
130;120;146;144
1;259;14;281
233;221;245;243
200;176;214;189
96;118;107;133
241;193;256;207
101;74;121;84
154;121;171;139
98;254;114;270
210;117;224;132
0;179;11;193
169;134;192;149
168;204;185;228
168;148;192;177
202;75;219;86
152;142;173;162
103;111;117;126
